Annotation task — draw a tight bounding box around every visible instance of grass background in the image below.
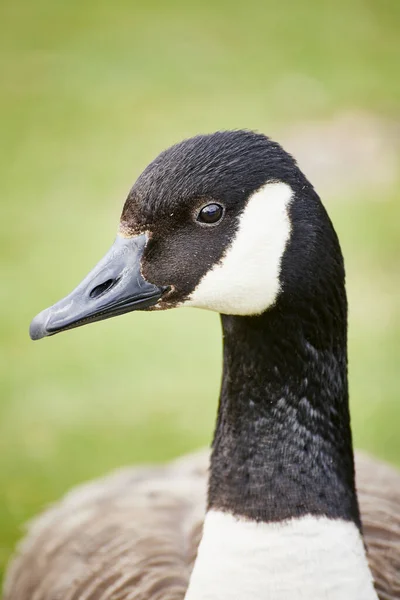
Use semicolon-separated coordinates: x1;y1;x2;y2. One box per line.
0;0;399;584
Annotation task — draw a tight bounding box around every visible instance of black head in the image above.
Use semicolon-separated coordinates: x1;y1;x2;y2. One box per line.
29;130;344;338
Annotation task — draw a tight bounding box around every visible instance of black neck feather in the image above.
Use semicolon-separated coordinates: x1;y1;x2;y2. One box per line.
208;288;360;526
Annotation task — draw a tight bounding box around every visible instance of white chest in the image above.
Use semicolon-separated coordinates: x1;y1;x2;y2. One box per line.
185;511;378;600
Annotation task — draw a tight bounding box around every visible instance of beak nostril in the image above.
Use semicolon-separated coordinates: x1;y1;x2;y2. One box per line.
90;278;119;299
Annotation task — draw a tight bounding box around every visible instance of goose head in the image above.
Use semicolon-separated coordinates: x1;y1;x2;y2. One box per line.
30;130;343;339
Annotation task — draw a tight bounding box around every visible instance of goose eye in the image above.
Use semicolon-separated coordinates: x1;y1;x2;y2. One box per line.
197;203;224;225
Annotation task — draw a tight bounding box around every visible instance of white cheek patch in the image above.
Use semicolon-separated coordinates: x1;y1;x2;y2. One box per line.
184;181;293;315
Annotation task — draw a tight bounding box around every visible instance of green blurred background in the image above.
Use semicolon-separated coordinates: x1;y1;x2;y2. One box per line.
0;0;399;583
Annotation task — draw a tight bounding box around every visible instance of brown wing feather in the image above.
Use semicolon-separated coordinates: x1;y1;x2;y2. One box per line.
3;450;400;600
3;451;207;600
357;453;400;600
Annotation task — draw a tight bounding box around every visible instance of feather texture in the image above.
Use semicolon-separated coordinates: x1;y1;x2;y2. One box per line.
3;450;400;600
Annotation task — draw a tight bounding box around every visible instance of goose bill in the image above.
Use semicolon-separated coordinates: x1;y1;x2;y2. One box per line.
29;234;166;340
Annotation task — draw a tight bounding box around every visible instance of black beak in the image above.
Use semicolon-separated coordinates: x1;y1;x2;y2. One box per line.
29;234;166;340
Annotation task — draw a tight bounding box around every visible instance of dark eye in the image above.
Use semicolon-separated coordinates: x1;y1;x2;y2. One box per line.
197;203;224;225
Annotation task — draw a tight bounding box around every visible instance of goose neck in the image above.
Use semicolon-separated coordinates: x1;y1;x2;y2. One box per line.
208;306;360;525
184;306;378;600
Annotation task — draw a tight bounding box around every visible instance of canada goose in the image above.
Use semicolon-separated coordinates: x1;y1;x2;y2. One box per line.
4;131;400;599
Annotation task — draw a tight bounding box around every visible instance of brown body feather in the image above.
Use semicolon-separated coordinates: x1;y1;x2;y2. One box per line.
3;450;400;600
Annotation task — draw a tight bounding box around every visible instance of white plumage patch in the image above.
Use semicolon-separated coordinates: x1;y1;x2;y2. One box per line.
184;181;293;315
184;511;378;600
